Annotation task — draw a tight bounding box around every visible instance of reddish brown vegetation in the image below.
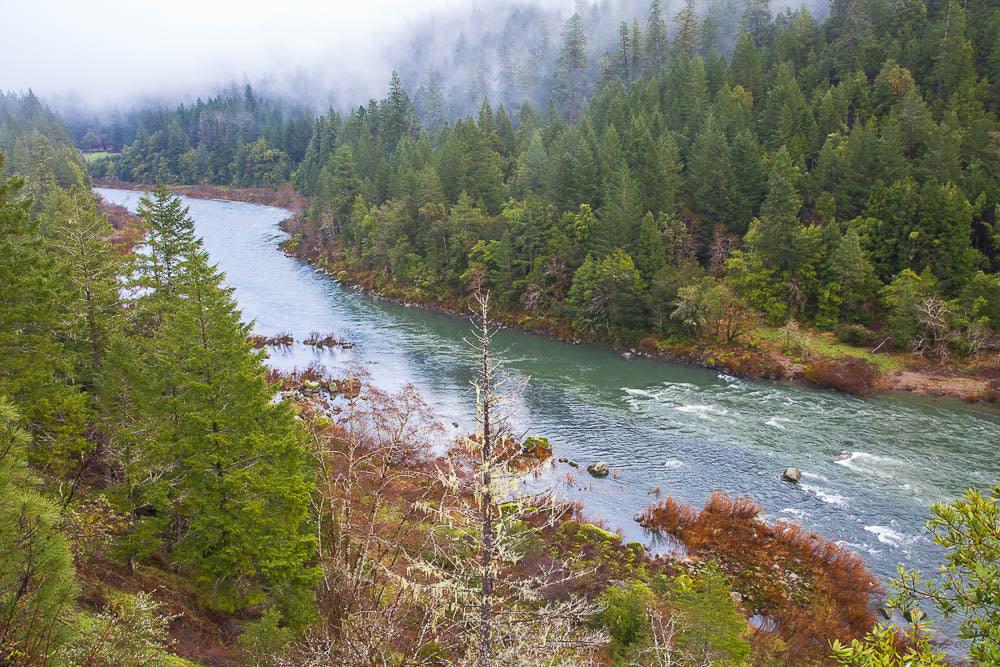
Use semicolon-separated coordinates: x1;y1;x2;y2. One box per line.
97;198;143;251
800;356;882;395
642;492;880;663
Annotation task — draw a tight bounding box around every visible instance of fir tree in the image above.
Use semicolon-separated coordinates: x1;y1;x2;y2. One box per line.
0;156;86;465
125;197;319;621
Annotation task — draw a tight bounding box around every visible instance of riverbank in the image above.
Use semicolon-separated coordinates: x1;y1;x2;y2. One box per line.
279;224;1000;405
93;182;999;404
92;177;308;213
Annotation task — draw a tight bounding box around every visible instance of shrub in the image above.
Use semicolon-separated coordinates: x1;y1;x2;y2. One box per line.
802;356;881;395
595;583;654;648
61;592;175;666
836;324;873;347
651;562;751;663
642;492;880;662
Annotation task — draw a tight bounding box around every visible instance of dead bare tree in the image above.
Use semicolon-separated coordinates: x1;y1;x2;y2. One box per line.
407;290;606;666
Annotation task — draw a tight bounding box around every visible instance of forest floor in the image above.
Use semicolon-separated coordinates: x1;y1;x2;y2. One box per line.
91;181;1000;406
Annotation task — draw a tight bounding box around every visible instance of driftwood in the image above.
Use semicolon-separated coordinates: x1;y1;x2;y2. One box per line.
248;332;294;348
303;331;355;349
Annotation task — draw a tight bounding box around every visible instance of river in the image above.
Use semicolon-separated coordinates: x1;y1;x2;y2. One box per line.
96;187;1000;593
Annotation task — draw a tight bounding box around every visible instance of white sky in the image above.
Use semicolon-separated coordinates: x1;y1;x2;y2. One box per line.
1;0;508;110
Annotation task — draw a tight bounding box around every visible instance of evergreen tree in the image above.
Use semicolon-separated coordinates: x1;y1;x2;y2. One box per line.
596;166;644;256
125;198;319;622
0;398;79;664
631;20;643;81
741;0;773;46
646;0;669;73
557;13;589;124
43;188;126;385
673;0;701;57
0;156;86;465
635;211;667;280
686;113;732;223
615;21;631;82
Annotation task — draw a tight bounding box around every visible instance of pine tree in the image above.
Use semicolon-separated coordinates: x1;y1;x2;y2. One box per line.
636;211;667;281
557;13;588;124
135;186;197;303
126;208;318;621
43;188;126;382
646;0;669;73
673;0;701;57
741;0;773;46
615;21;631;82
727;129;768;235
0;398;79;663
686;113;732;223
596;166;644;256
0;156;86;465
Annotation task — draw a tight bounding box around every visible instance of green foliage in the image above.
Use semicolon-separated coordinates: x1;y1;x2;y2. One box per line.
114;190;319;623
651;563;751;663
831;621;946;666
596;582;653;648
0;156;88;466
890;485;1000;664
237;608;295;666
567;249;644;332
879;268;937;349
0;398;79;665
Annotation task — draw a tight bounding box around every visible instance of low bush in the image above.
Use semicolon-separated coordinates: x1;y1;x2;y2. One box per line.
642;492;880;663
836;324;873;347
802;356;881;395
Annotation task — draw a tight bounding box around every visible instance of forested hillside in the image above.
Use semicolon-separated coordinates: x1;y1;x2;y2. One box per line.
83;85;314;187
95;0;1000;372
1;91;89;198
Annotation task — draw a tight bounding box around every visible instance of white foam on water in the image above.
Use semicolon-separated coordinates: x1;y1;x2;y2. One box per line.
663;458;685;469
800;471;829;482
676;403;727;418
864;525;911;547
623;387;656;399
834;451;906;478
779;507;808;519
800;483;848;506
836;539;883;557
765;416;789;429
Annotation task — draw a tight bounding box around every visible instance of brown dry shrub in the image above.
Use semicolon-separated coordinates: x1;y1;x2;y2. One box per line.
642;491;880;663
802;356;881;395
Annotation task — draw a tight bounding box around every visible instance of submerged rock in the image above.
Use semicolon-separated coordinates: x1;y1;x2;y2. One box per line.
781;467;802;483
587;461;610;478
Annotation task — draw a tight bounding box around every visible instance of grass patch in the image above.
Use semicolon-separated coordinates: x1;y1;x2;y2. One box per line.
84;151;116;163
755;326;905;371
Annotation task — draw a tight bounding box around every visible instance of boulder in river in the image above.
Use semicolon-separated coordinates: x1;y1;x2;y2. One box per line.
781;467;802;483
587;461;610;478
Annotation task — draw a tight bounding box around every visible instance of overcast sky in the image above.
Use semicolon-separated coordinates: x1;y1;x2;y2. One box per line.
2;0;572;111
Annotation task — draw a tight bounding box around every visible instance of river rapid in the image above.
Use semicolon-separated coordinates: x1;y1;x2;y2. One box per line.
97;187;1000;593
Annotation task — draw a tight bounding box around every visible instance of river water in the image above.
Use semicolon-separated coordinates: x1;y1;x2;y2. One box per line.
96;188;1000;592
